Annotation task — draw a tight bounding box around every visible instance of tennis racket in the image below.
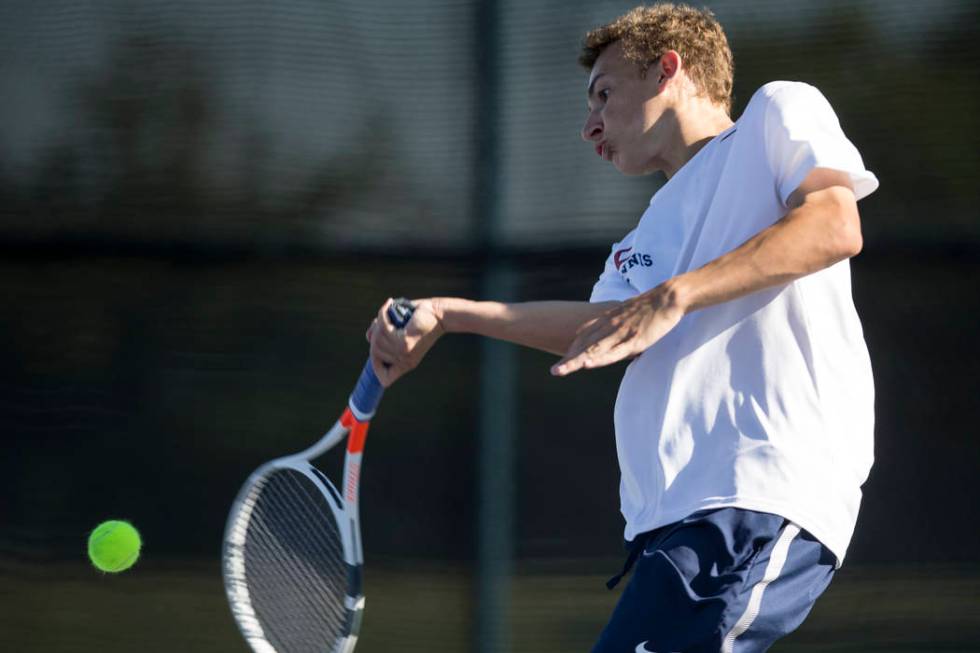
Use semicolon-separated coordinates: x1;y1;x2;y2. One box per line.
222;298;414;653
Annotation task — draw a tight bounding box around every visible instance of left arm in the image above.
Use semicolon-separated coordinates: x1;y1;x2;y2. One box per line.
551;167;863;376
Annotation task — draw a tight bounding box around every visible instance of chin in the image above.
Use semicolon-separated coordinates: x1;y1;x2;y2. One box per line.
626;160;664;176
611;154;650;176
615;162;649;176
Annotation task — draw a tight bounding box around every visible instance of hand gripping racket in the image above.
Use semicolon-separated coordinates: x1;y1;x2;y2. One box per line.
222;299;414;653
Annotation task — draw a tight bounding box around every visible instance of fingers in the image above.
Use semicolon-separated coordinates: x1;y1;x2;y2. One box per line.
553;348;598;376
552;337;600;376
370;350;392;386
369;297;415;387
369;299;399;352
368;296;446;387
370;327;404;388
556;337;636;375
371;349;407;388
371;334;400;367
551;315;610;368
377;298;396;334
551;319;636;376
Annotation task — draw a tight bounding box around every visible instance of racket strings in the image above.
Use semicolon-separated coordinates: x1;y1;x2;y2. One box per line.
243;472;349;649
252;473;349;641
230;467;353;652
253;476;349;628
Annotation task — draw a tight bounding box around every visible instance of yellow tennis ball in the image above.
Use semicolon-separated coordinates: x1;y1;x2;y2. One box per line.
87;520;141;573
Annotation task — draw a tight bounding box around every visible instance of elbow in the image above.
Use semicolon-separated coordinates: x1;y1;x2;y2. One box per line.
824;188;864;260
838;216;863;259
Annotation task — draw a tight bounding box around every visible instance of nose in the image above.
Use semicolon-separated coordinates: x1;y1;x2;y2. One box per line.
581;111;603;142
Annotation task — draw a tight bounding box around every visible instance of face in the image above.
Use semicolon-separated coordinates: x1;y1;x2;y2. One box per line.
581;42;671;175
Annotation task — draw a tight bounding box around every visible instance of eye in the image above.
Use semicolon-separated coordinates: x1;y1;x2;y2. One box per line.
598;88;610;101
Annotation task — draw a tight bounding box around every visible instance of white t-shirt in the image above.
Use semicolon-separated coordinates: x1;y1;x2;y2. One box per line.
590;81;878;566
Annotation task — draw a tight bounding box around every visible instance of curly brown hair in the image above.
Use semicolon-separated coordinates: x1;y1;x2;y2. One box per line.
579;4;734;114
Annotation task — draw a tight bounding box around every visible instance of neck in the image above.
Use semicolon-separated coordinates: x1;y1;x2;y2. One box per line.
660;100;733;179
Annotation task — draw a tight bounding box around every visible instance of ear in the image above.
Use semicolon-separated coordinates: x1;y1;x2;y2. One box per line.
656;50;682;86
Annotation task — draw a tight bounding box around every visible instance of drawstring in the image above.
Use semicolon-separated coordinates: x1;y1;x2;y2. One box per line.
606;531;656;589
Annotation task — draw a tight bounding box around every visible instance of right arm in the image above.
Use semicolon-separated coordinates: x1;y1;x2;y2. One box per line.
368;297;619;386
435;297;620;355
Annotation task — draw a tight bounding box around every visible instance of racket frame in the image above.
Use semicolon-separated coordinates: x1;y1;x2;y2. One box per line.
223;299;413;653
223;412;368;653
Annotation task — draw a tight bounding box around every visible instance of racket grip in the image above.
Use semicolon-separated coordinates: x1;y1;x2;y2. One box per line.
349;298;415;420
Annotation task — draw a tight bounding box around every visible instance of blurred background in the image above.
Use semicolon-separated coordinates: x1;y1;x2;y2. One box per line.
2;0;978;651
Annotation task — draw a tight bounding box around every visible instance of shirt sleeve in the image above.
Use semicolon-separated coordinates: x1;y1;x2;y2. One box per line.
763;82;879;206
589;233;639;303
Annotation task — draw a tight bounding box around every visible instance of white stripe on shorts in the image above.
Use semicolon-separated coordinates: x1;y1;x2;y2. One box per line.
721;522;801;653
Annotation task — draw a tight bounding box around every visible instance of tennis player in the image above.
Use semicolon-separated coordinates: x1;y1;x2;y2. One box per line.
368;4;877;651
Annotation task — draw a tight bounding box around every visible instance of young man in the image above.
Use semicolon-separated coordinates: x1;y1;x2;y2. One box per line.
368;4;877;651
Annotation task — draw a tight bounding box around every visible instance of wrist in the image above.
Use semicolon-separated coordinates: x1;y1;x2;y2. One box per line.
659;275;694;315
427;297;453;335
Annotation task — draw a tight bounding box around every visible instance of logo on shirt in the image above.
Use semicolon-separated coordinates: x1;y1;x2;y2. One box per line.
614;247;653;276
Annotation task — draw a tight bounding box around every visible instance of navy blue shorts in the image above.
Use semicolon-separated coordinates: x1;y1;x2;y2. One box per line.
592;508;836;653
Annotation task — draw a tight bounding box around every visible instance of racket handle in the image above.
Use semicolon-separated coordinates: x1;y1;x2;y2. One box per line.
348;298;415;420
